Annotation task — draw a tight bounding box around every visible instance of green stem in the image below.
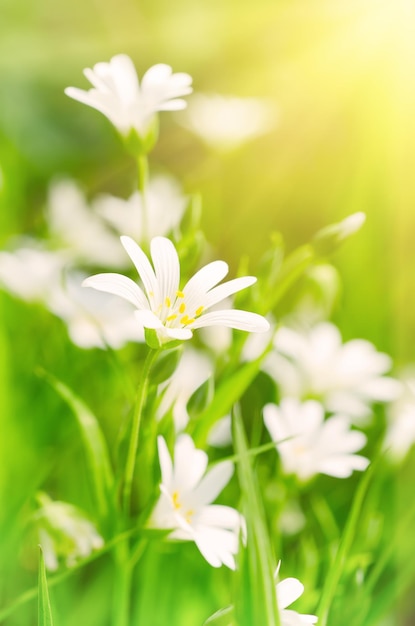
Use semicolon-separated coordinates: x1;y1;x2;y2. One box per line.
113;540;132;626
137;154;149;247
122;348;159;516
317;463;374;625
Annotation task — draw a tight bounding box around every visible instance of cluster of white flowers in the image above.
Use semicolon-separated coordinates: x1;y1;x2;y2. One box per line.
259;322;404;481
34;494;103;571
12;50;415;625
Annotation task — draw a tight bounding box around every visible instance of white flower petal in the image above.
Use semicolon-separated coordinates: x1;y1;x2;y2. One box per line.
82;273;148;309
150;237;180;304
197;505;243;531
193;461;234;507
182;260;229;307
120;236;158;301
164;327;193;341
204;276;257;310
319;454;369;478
277;577;304;609
109;54;140;104
191;309;270;333
173;434;209;492
157;436;173;489
134;309;164;330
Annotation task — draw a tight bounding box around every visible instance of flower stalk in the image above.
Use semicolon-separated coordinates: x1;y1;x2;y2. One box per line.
122;347;160;516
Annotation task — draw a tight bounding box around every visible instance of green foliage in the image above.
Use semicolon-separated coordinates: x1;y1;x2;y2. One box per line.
38;548;54;626
233;409;280;626
42;371;115;526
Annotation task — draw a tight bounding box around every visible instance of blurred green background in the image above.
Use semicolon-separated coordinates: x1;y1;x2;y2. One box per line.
1;0;415;623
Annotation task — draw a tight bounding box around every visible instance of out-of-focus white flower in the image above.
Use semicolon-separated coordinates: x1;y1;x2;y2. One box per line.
34;494;103;571
385;371;415;461
207;415;232;448
0;242;66;302
83;235;269;345
264;398;369;480
313;212;366;255
47;179;127;268
94;175;186;243
149;435;243;569
276;564;318;625
157;348;213;431
65;55;192;137
49;271;144;349
179;93;276;150
241;316;275;361
265;322;401;422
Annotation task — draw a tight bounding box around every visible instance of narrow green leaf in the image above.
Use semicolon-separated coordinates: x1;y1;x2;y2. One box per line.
151;347;182;384
187;376;214;420
38;547;54;626
317;461;375;625
41;371;114;523
204;605;234;625
233;409;280;626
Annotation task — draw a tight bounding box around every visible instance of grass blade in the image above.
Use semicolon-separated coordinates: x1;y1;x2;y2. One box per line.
38;547;54;626
42;371;114;523
233;408;280;626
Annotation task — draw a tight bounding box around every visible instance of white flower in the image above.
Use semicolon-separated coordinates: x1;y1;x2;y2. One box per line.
149;434;243;569
179;93;276;150
276;565;318;625
0;242;66;302
265;322;401;421
207;415;233;448
156;347;213;431
83;235;269;344
49;271;144;349
385;371;415;461
35;495;104;571
47;179;127;268
94;175;186;243
264;398;369;480
65;54;193;137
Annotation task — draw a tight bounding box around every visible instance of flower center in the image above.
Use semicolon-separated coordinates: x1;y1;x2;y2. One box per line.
157;291;204;328
171;491;194;524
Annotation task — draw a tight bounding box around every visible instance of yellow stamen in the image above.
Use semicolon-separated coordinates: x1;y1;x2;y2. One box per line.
179;303;186;314
195;306;204;317
166;314;178;322
176;290;185;298
185;509;194;523
165;296;171;308
149;291;154;297
172;491;181;510
181;315;195;326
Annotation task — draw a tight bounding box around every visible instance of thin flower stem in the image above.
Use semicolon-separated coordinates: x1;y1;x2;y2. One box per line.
122;348;159;516
113;539;132;626
137;154;149;247
317;462;374;626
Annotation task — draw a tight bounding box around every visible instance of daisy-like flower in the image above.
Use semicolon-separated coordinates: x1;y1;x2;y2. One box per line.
65;54;192;139
83;235;269;345
265;322;401;422
94;175;186;243
0;242;66;302
47;179;127;268
275;564;318;625
263;398;369;481
156;347;213;431
385;371;415;461
149;434;243;569
179;93;276;151
34;493;103;571
49;271;144;349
